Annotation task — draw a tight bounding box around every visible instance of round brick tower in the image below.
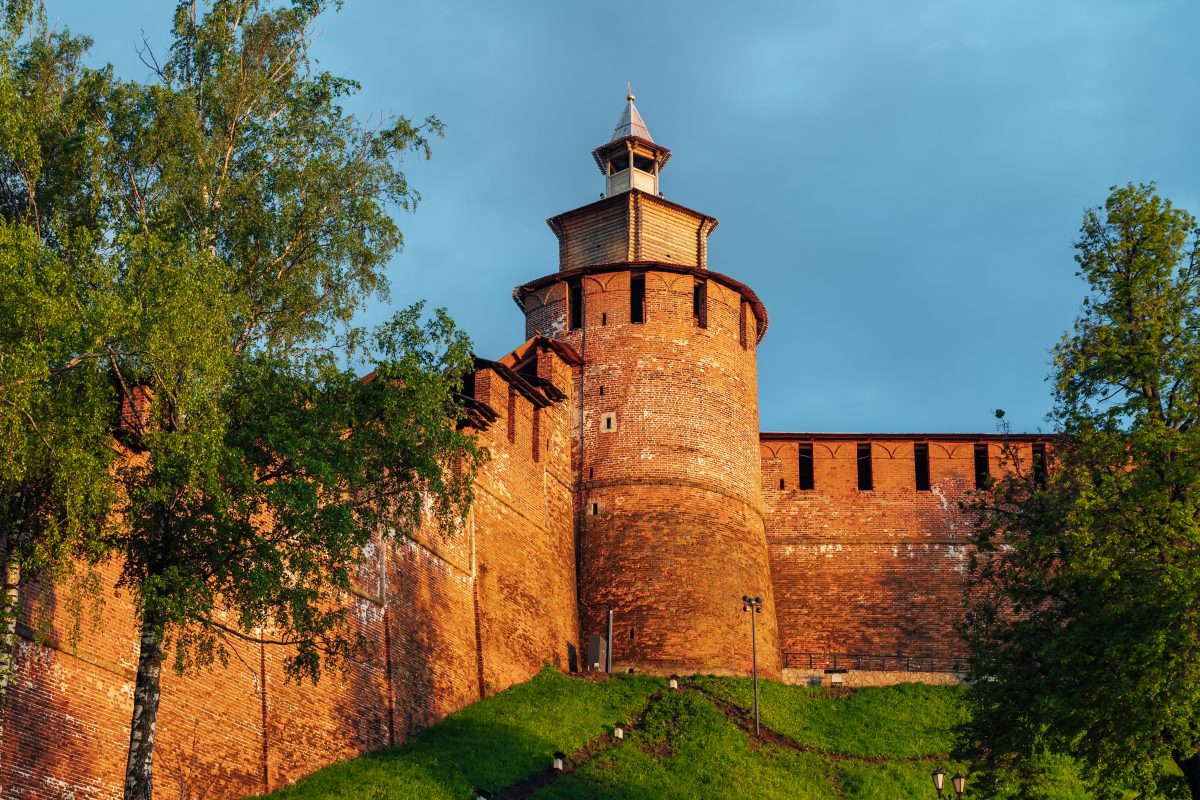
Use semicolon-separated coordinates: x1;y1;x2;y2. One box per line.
513;94;781;678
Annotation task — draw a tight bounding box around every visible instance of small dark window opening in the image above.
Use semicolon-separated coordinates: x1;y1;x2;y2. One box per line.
531;407;541;463
601;312;607;326
739;301;749;349
857;442;873;491
629;627;635;641
609;153;630;172
588;467;594;480
599;386;605;396
633;154;655;171
605;416;613;430
630;273;646;324
779;478;786;490
974;443;990;489
506;388;516;444
1032;443;1048;488
693;279;708;328
798;443;815;490
568;278;583;331
590;502;599;515
914;442;931;491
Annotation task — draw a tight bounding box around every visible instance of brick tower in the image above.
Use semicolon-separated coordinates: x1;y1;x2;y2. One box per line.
513;93;782;677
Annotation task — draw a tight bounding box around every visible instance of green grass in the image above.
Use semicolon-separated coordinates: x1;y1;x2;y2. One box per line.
530;690;837;800
257;668;1094;800
255;666;661;800
690;675;969;758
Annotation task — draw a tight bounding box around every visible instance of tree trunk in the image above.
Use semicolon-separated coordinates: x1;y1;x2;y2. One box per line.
123;610;165;800
0;542;20;799
1174;750;1200;800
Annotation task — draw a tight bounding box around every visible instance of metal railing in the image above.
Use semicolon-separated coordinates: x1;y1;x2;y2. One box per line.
782;651;962;673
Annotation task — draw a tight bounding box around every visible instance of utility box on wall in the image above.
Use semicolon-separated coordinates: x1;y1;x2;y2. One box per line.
587;634;608;672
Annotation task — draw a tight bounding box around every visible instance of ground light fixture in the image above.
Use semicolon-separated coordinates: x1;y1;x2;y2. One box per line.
669;674;680;690
931;767;966;798
742;593;764;736
613;722;625;740
474;790;495;800
552;751;566;772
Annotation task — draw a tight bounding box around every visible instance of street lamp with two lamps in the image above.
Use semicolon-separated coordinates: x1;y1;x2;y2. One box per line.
931;767;966;799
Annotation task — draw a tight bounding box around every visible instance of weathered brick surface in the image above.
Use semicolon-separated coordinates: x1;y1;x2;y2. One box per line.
781;668;963;688
761;437;1040;665
2;347;580;799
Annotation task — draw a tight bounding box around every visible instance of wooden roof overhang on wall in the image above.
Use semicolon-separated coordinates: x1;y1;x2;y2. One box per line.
459;335;580;431
512;261;769;345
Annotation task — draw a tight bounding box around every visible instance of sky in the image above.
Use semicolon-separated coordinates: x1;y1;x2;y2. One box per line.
43;0;1200;434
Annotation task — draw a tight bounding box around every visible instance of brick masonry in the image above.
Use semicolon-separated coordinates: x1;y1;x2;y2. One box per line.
3;114;1047;798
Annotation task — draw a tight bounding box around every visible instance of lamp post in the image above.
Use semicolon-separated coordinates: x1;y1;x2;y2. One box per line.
742;594;763;736
931;767;966;799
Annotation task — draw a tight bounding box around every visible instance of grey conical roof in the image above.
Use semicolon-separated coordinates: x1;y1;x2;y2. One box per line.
611;94;653;142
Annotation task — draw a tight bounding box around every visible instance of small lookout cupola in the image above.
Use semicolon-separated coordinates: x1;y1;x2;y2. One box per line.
593;87;671;198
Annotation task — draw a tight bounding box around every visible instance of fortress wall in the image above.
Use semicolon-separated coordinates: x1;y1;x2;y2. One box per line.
2;350;580;800
761;437;1037;665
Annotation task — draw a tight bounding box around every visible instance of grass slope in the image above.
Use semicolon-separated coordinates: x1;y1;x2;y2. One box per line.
257;667;1092;800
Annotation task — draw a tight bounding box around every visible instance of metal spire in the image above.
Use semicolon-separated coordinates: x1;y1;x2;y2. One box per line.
610;85;653;143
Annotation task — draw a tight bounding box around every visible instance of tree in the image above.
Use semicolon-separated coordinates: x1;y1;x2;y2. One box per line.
961;183;1200;799
1;1;480;797
86;3;487;799
0;3;120;788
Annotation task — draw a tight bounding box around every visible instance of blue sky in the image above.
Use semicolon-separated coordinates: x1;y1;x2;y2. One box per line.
45;1;1200;433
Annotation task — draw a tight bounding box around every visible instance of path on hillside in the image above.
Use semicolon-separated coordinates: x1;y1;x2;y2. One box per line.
492;676;950;800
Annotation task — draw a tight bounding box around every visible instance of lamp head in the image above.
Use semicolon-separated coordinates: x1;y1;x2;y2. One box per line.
931;768;946;792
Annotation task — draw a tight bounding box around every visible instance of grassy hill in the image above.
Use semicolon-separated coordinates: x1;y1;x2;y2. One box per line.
255;667;1091;800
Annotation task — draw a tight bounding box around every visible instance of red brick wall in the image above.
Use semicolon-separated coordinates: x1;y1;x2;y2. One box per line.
2;350;580;799
761;436;1038;667
525;259;782;678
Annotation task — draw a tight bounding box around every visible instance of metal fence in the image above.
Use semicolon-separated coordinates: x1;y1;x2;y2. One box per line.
782;651;962;673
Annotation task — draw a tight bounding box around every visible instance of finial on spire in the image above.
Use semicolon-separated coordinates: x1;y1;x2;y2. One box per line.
626;81;635;102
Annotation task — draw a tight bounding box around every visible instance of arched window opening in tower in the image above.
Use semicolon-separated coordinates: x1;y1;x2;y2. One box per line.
857;442;874;491
630;273;646;324
568;277;583;331
693;279;707;328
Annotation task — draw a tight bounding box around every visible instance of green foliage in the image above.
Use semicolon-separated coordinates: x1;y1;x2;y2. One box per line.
0;0;119;683
2;0;477;795
963;183;1200;799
